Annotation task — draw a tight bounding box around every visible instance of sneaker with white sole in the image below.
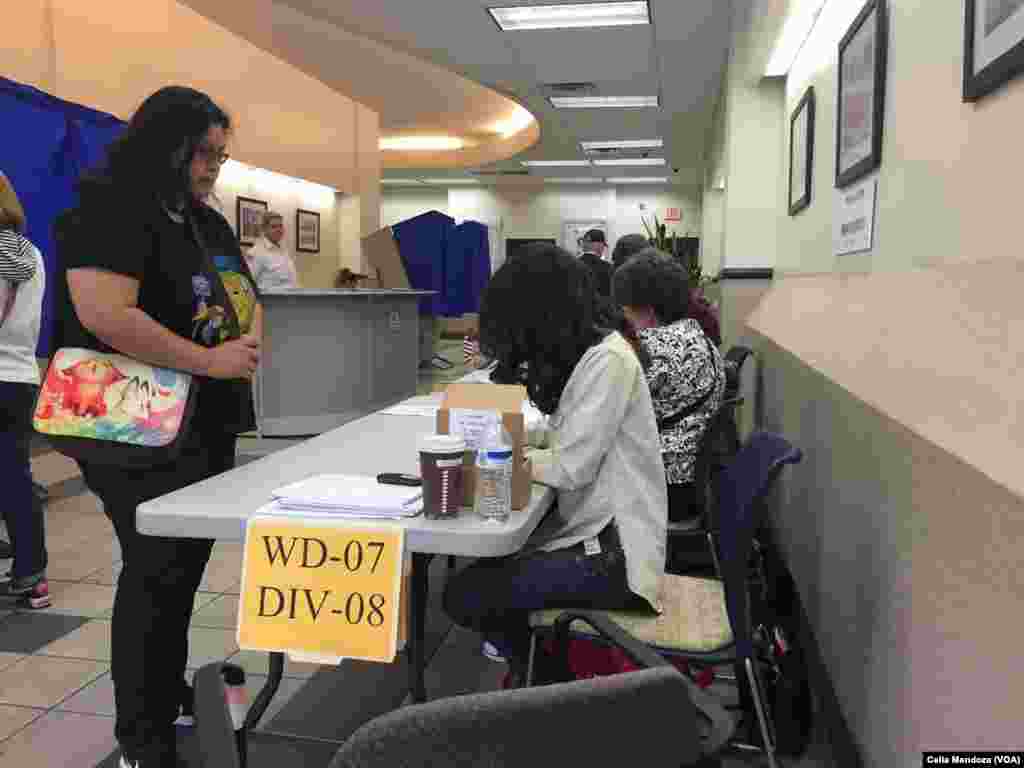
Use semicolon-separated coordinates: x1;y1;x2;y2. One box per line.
173;682;195;727
1;573;50;609
482;640;507;663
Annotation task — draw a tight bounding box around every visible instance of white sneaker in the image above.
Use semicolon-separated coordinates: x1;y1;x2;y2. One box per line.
482;640;507;663
119;757;139;768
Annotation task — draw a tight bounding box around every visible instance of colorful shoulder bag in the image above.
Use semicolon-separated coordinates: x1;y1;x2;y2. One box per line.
33;211;242;468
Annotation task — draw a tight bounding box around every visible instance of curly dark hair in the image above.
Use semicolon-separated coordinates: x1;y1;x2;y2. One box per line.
612;247;691;324
611;233;650;271
482;242;645;414
81;86;231;207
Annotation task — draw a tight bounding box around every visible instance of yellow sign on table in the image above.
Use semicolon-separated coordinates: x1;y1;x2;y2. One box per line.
237;516;405;663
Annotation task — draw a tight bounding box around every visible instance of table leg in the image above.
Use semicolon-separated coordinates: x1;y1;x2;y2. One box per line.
243;651;285;731
408;552;432;703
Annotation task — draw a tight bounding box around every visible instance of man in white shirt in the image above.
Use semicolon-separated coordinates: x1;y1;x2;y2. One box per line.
246;211;300;291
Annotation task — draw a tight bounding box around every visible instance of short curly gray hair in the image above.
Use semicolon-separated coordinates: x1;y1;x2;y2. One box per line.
612;247;691;324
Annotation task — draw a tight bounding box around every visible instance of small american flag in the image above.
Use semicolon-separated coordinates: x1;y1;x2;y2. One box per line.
463;336;480;366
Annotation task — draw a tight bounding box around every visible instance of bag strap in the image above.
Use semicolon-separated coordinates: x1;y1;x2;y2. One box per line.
187;208;242;341
656;334;719;432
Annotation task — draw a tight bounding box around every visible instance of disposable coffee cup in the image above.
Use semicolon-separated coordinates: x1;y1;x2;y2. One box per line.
419;434;467;519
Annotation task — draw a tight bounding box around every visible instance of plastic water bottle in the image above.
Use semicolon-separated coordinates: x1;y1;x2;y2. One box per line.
474;423;513;522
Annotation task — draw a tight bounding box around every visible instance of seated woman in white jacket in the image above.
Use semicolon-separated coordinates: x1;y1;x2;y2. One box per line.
443;243;667;685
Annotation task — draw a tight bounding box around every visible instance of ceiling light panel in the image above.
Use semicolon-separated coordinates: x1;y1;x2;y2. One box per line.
581;139;664;151
380;136;465;151
612;177;670;184
549;95;659;109
381;178;425;185
593;157;666;167
488;2;649;31
543;177;604;184
422;178;480;185
521;160;591;167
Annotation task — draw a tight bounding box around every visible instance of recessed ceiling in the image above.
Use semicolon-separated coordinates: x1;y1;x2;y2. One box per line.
180;0;733;183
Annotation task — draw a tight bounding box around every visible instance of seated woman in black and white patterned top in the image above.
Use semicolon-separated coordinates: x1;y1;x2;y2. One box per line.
613;248;726;523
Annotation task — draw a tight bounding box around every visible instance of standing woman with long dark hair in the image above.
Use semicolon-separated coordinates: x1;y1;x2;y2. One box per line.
444;243;667;684
56;87;262;768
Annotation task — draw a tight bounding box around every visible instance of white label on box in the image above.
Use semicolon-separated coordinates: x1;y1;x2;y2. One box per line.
448;409;501;451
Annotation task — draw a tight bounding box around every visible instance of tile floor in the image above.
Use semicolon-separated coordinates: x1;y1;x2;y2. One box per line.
0;339;837;766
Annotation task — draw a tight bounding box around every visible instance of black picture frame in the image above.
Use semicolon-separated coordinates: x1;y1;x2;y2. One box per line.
296;209;321;254
788;86;815;216
236;196;268;247
964;0;1024;101
835;0;888;188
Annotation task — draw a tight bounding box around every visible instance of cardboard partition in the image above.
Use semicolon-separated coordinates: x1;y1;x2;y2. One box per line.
362;226;410;289
436;382;533;510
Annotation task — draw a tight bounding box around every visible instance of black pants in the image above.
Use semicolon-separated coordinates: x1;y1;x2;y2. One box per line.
668;482;700;523
443;523;643;670
79;429;237;764
0;381;47;579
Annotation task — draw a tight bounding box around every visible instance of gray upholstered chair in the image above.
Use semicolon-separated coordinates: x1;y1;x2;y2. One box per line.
195;612;733;768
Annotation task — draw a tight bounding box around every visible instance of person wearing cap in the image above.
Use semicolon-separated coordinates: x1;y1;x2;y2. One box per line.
577;229;613;299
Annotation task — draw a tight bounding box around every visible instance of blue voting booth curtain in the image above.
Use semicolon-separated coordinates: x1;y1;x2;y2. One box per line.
448;221;490;316
391;212;491;318
0;77;125;356
391;211;455;317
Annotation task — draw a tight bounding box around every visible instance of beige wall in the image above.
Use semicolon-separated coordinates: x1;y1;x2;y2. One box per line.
3;0;379;196
779;0;1024;274
710;0;1024;764
381;188;451;227
209;168;340;289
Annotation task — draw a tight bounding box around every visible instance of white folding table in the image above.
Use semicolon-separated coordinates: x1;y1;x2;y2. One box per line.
136;407;555;727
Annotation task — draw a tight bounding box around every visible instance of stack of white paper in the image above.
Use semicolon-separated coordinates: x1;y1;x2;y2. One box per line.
270;474;423;518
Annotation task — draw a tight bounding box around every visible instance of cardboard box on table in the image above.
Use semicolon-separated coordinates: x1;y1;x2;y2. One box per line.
436;383;533;511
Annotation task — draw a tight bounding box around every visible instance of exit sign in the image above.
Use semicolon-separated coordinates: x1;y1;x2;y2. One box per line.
665;207;682;222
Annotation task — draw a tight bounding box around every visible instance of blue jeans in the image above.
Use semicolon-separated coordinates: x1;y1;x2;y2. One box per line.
0;381;47;579
443;524;641;669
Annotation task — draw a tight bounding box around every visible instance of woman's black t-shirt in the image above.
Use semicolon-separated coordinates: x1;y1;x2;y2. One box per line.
55;181;259;435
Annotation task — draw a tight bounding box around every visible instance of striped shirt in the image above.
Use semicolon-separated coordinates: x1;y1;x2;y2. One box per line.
0;230;37;283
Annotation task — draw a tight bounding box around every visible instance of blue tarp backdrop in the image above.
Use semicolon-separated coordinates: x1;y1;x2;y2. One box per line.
0;77;125;356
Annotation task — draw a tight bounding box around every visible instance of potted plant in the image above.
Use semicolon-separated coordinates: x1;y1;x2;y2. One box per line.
641;215;719;296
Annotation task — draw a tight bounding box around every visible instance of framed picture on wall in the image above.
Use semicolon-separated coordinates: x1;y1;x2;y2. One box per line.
236;196;268;247
296;209;321;254
836;0;888;188
788;86;815;215
964;0;1024;100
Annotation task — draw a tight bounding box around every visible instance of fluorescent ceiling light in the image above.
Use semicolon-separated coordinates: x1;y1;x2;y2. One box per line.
612;177;669;184
492;105;536;138
549;95;659;109
422;178;480;185
488;2;649;31
765;0;828;76
381;178;425;185
521;160;591;167
581;139;663;151
593;157;666;167
543;177;604;184
380;136;465;151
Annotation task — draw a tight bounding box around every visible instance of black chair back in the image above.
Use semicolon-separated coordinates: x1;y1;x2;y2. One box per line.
195;663;242;768
723;345;754;397
689;396;744;522
712;432;802;660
